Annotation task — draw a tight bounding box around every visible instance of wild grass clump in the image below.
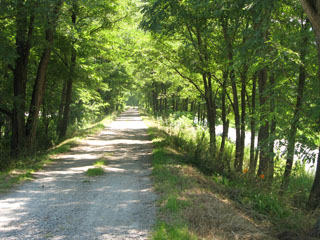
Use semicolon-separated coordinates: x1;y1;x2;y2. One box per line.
85;167;104;177
158;112;243;175
94;159;108;167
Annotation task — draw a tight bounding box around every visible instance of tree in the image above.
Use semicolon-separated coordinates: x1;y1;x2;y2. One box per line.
299;0;320;210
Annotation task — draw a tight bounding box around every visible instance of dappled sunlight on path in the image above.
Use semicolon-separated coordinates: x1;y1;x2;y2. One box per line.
0;108;157;240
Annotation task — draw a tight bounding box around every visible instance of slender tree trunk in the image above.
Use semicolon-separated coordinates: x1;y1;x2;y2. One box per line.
309;147;320;210
299;1;320;213
280;20;308;193
56;77;67;134
240;65;248;171
197;103;201;124
163;84;168;115
222;19;241;172
268;74;276;180
59;3;77;140
257;68;272;179
218;71;229;165
203;74;216;155
249;75;257;174
59;48;76;140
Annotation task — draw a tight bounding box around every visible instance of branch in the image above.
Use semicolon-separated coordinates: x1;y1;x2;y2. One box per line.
173;67;205;98
245;88;251;111
90;14;128;35
300;0;320;33
52;48;69;67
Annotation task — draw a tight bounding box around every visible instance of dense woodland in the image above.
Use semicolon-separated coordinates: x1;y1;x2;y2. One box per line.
1;0;320;233
137;0;320;211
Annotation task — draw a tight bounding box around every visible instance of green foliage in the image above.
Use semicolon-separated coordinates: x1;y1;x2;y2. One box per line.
165;195;190;213
145;121;197;239
85;167;104;177
94;159;108;167
153;222;197;240
148;113;315;235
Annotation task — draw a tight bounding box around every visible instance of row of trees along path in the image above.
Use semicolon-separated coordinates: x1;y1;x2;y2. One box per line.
1;0;320;237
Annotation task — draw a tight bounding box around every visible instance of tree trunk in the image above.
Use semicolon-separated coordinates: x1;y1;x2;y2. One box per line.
300;0;320;213
25;33;53;150
203;74;216;155
257;68;272;179
249;75;257;174
240;65;248;172
222;19;242;172
56;77;67;134
268;74;276;180
218;71;229;165
309;147;320;210
59;2;77;140
11;2;35;156
25;0;63;149
280;19;308;193
59;48;76;140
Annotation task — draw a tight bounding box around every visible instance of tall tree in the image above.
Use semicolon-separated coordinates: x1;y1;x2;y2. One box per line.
299;0;320;210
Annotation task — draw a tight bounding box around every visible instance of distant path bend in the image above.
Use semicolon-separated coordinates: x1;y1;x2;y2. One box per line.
0;108;157;240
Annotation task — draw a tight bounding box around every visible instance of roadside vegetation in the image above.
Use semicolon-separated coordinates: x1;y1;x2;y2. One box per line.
143;113;317;240
0;112;118;193
85;167;105;177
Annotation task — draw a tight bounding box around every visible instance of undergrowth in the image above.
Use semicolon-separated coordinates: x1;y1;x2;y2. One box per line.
85;167;104;177
143;111;316;239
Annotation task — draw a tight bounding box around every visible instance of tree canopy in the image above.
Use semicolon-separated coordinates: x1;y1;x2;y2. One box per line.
1;0;320;227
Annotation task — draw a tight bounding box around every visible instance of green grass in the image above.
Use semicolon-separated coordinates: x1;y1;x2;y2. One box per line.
49;140;78;155
94;159;108;167
143;111;315;238
85;167;104;177
153;222;197;240
142;119;197;240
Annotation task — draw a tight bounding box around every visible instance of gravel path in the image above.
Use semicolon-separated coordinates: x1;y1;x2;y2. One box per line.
0;108;157;240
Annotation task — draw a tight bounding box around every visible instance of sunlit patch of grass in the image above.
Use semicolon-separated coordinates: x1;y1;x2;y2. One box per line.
142;115;198;239
94;159;108;167
49;140;77;155
153;222;197;240
165;195;191;213
0;170;34;193
85;167;104;177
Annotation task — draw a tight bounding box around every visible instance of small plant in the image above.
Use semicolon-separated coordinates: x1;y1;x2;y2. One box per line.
153;222;197;240
94;159;108;167
85;167;104;177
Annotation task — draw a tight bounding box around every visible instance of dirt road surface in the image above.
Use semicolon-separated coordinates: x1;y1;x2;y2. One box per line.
0;108;157;240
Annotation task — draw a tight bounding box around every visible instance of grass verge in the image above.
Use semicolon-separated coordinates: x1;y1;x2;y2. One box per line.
142;114;315;240
0;112;118;193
